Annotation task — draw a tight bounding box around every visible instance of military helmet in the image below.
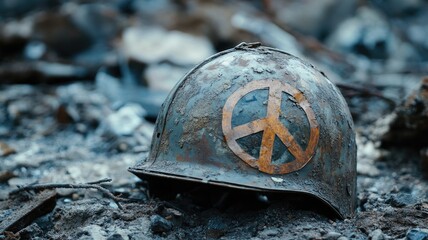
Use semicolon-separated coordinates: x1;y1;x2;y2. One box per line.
129;43;357;218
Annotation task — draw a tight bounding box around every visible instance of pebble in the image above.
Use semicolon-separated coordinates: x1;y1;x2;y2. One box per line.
18;223;43;239
337;237;349;240
81;225;107;240
326;7;394;59
122;27;215;65
207;218;228;239
105;103;146;136
107;233;125;240
150;215;173;234
406;228;428;240
258;228;280;238
369;229;386;240
386;193;418;208
144;63;189;92
324;231;342;240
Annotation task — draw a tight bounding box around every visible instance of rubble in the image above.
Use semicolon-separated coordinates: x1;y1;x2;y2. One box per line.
386;193;418;208
144;63;189;92
382;77;428;147
232;11;303;58
258;228;280;239
369;229;389;240
206;217;228;238
0;190;56;234
0;0;428;239
122;27;215;65
104;103;146;136
323;231;342;240
267;0;357;38
356;135;382;177
0;61;90;84
326;7;394;60
95;65;168;119
406;228;428;240
150;215;173;234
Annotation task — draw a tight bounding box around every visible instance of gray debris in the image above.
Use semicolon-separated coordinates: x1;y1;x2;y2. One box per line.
150;215;173;234
369;229;387;240
324;231;342;240
258;228;280;238
144;63;189;92
269;0;357;37
105;104;146;136
122;27;215;65
207;217;228;238
31;11;92;57
326;7;395;59
372;0;425;16
406;228;428;240
386;193;418;208
232;11;303;58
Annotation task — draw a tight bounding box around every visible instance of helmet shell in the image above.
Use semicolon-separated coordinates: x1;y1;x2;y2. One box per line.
129;43;357;218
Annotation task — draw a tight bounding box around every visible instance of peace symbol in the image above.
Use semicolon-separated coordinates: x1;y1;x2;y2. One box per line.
222;80;319;175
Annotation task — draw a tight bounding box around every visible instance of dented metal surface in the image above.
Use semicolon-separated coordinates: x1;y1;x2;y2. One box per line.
129;43;357;218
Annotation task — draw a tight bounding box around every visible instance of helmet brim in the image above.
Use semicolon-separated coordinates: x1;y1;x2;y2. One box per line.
129;166;344;219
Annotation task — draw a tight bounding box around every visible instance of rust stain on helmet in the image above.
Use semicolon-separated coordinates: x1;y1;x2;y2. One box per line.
129;43;357;219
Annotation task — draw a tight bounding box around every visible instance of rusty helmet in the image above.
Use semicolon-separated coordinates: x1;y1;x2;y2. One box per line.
129;43;357;218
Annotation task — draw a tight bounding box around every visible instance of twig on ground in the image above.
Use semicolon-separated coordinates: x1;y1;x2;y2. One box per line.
86;178;113;185
9;178;132;210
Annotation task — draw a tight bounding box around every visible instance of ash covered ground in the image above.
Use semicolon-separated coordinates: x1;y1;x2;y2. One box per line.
1;1;428;239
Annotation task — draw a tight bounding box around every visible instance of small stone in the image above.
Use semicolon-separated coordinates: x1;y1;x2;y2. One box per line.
150;215;173;234
338;237;349;240
122;27;215;65
324;231;342;240
0;142;16;157
107;233;125;240
369;229;385;240
105;104;146;136
145;63;189;92
303;231;322;239
24;41;46;60
258;228;280;238
80;225;107;240
386;193;418;208
326;7;393;59
17;223;43;239
406;228;428;240
207;218;228;239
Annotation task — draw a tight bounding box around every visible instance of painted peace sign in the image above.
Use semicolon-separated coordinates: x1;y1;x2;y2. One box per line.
222;80;320;175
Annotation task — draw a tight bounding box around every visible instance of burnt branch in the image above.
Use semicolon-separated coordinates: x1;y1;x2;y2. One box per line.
9;178;132;210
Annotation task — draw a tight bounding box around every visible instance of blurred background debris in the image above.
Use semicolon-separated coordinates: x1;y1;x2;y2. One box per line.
0;0;427;239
